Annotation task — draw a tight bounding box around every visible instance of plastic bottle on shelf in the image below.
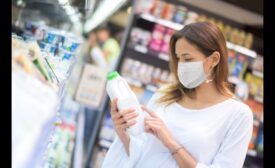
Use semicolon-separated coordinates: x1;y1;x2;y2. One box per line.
244;33;254;49
173;6;187;24
106;71;145;136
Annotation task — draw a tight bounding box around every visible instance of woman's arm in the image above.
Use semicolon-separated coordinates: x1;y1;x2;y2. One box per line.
141;105;253;168
142;105;197;168
118;132;130;155
110;98;138;155
166;139;197;168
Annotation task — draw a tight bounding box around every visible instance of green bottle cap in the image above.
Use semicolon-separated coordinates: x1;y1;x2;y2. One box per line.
107;71;119;80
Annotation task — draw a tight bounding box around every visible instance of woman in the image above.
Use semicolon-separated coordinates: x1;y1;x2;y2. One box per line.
84;31;107;68
102;22;253;168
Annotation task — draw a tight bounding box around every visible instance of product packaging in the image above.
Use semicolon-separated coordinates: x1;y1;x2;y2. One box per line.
149;24;166;53
173;6;188;24
106;71;146;136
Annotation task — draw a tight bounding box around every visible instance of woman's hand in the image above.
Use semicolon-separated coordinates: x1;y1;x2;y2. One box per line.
110;98;139;136
141;105;179;151
110;98;139;155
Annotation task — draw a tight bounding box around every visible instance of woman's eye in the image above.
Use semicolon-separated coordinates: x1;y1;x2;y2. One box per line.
184;58;192;61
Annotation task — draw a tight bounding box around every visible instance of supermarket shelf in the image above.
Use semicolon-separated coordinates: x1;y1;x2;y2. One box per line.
132;44;170;62
226;42;257;58
124;76;158;92
140;13;184;31
73;108;85;168
139;13;257;58
254;96;263;104
252;70;263;79
247;149;257;157
125;47;169;70
124;76;143;87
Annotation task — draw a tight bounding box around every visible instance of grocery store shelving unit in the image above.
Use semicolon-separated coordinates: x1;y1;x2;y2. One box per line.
86;0;263;167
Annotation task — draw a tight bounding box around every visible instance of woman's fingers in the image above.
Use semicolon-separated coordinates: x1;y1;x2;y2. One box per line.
122;111;139;121
144;119;161;133
112;107;135;119
117;120;137;129
110;98;118;115
120;108;136;115
141;105;158;118
114;116;125;125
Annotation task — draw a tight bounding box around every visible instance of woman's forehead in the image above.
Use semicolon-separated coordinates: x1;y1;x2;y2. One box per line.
175;38;196;52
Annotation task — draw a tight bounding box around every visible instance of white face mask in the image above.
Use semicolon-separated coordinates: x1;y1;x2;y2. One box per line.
177;61;208;89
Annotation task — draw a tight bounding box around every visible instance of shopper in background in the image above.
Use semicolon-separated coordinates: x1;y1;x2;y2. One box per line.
95;26;121;69
103;22;253;168
87;31;107;68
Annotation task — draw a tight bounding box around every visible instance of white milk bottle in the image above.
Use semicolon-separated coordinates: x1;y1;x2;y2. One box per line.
106;71;145;136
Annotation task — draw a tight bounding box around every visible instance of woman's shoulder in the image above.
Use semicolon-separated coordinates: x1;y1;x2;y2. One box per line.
226;98;253;121
146;92;161;106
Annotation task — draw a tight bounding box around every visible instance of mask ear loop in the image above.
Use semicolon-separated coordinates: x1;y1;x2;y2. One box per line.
205;65;214;83
205;52;217;83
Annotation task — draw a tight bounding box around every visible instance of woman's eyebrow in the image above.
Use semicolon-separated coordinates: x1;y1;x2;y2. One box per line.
176;53;190;57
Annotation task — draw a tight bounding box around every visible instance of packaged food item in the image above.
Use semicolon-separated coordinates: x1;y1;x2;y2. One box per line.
252;56;263;72
131;60;142;79
196;14;207;22
149;24;166;53
141;30;152;47
43;30;62;45
160;70;169;83
216;20;224;32
130;27;142;45
234;80;249;100
62;36;80;52
121;58;134;77
57;124;75;168
230;54;248;79
173;6;187;24
248;119;259;150
57;47;74;60
151;67;162;85
207;17;216;25
227;49;236;73
144;65;155;84
254;77;263;101
135;0;155;14
237;30;246;46
229;28;240;44
256;124;263;153
223;25;232;41
244;98;263;120
184;11;198;24
160;28;175;54
243;33;254;49
39;41;57;55
138;63;149;83
25;22;47;40
27;41;51;81
161;3;175;21
106;71;146;136
44;127;63;167
150;0;164;18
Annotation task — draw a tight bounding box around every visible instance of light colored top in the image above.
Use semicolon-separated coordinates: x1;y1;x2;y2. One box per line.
103;38;120;64
102;93;253;168
90;47;107;68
